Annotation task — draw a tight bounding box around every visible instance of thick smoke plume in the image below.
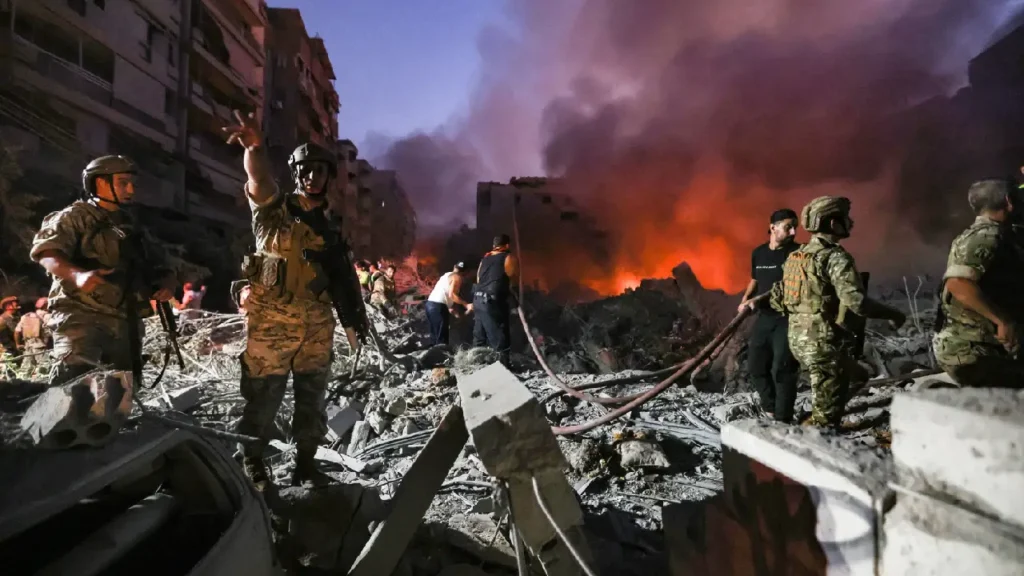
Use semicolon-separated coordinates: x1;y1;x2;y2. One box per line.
375;0;1020;295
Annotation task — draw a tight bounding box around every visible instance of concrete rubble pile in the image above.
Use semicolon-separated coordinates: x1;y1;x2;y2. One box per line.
0;265;960;575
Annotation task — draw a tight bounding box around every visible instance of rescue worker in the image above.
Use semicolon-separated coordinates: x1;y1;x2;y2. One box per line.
223;110;363;489
770;196;905;427
473;234;519;367
30;155;177;386
425;261;473;345
370;264;398;318
0;296;19;358
738;209;801;422
14;297;52;375
932;179;1023;387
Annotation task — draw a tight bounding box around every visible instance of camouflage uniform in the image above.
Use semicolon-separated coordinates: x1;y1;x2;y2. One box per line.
30;199;153;386
771;196;903;427
237;146;348;475
932;215;1024;387
14;310;51;375
370;273;397;318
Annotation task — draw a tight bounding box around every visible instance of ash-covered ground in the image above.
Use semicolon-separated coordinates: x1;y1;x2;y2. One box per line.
0;263;946;575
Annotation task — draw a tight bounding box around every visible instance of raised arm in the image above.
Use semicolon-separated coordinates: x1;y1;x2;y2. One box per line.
223;110;277;204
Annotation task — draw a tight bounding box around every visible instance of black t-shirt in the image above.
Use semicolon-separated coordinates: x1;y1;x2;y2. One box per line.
750;241;800;315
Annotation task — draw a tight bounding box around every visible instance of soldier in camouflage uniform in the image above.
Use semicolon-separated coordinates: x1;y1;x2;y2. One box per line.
14;297;52;376
224;110;363;489
932;179;1023;387
770;196;905;427
30;156;176;386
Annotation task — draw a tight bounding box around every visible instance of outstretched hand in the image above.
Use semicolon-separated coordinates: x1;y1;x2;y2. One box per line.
222;109;262;149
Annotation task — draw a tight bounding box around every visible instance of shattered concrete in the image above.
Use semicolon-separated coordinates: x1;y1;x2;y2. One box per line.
0;269;958;575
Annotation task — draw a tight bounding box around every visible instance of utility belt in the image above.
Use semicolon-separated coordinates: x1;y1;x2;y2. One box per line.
241;253;326;303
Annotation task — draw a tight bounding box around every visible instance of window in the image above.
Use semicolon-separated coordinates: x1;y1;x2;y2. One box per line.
478;189;491;208
93;0;106;9
541;194;552;204
164;88;176;115
560;211;579;222
141;22;159;62
167;36;176;66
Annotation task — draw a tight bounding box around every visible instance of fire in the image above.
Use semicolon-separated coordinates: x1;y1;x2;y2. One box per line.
572;161;784;297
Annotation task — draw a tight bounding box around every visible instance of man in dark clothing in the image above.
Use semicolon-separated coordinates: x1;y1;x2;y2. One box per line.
473;235;519;367
739;209;801;422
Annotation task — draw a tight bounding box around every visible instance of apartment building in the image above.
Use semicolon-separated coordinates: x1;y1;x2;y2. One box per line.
364;168;415;262
0;0;268;266
335;138;366;251
263;7;339;190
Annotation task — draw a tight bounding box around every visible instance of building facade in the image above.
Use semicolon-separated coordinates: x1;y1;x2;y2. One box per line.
0;0;270;303
476;177;608;258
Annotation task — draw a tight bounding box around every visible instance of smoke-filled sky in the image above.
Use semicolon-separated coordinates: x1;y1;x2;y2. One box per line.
371;0;1024;294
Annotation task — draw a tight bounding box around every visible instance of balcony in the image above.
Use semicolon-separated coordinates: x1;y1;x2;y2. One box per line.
191;30;259;99
199;0;265;63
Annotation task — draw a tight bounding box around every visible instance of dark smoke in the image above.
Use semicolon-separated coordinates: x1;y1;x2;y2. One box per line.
374;0;1022;289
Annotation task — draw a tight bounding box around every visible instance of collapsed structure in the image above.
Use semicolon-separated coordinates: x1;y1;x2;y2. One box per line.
2;259;1012;575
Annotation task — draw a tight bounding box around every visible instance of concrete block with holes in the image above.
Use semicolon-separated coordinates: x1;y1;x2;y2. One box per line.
20;371;134;449
457;362;592;576
890;388;1024;529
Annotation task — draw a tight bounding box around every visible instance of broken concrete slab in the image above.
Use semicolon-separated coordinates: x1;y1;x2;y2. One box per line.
883;489;1024;576
456;362;566;477
386;397;407;416
692;420;892;576
366;411;389;436
458;362;592;575
143;384;200;412
326;399;364;443
618;439;671;470
348;405;468;576
21;371;134;449
347;421;371;456
434;514;517;568
891;388;1024;528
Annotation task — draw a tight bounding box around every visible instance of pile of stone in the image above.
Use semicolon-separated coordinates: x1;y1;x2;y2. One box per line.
0;263;949;575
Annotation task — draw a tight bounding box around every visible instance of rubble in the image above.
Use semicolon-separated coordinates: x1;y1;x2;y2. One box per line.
0;265;954;574
20;371;134;449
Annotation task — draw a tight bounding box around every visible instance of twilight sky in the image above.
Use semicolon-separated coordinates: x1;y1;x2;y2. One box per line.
266;0;503;151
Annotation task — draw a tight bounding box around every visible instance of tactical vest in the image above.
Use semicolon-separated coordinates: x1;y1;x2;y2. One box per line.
242;194;336;305
781;239;841;319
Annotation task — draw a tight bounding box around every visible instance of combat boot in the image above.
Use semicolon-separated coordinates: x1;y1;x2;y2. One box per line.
291;448;334;487
243;455;273;492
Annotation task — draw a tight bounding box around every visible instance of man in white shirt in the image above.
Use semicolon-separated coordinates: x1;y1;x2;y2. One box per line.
425;262;473;345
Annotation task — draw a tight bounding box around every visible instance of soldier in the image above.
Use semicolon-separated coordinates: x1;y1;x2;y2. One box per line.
14;297;52;375
223;110;364;489
0;296;19;360
932;179;1023;387
30;156;176;386
770;196;905;427
370;264;397;318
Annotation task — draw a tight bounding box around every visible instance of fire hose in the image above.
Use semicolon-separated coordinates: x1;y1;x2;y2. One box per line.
509;200;762;435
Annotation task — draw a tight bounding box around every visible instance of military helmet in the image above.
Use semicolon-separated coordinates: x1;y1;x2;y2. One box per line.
287;142;337;177
81;155;137;192
800;196;851;233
